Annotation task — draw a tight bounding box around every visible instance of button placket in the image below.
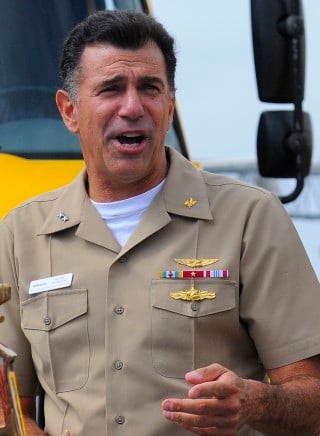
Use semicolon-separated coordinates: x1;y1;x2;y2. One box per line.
111;259;128;429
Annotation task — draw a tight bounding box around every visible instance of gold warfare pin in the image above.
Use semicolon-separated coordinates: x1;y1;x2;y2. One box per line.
170;285;216;301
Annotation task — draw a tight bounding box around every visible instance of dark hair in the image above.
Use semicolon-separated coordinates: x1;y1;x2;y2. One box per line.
60;9;176;101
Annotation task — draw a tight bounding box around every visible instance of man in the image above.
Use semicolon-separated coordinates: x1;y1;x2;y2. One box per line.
0;9;320;436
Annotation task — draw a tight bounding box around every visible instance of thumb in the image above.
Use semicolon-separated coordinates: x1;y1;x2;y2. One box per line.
185;363;228;384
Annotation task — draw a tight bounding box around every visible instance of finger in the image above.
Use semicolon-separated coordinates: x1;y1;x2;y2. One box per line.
163;409;215;427
188;425;239;436
188;380;240;399
162;409;240;434
188;425;238;436
188;427;219;435
162;397;240;418
186;363;228;384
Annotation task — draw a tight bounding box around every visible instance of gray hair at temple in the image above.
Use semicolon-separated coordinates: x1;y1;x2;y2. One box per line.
59;9;177;102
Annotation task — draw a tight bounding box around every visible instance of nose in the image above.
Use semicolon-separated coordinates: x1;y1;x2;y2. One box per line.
118;88;144;120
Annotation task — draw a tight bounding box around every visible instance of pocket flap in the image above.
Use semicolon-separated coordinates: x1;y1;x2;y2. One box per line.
22;289;88;330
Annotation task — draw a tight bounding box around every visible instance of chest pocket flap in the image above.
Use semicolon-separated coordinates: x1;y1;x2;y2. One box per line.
22;289;87;331
152;279;236;317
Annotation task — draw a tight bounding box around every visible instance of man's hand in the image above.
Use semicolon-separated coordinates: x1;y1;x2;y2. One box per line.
162;363;245;435
161;357;320;435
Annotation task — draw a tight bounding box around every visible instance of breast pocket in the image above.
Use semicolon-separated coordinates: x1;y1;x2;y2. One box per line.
21;289;89;393
151;279;236;378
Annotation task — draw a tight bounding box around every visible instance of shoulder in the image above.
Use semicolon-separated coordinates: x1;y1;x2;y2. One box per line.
2;186;66;224
0;187;67;242
0;172;88;264
201;168;267;193
1;170;86;231
198;169;294;234
200;168;279;208
167;147;283;217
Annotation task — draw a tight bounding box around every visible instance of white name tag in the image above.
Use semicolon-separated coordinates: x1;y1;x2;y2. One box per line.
29;273;73;294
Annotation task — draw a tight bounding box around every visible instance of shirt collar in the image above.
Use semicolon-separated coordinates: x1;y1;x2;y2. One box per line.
162;147;213;220
38;147;213;236
38;169;87;235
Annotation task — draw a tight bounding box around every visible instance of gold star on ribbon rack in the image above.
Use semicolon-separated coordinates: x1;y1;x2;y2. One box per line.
184;197;197;208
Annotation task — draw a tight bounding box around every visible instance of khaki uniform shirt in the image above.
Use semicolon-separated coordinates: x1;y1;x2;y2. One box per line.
1;147;320;436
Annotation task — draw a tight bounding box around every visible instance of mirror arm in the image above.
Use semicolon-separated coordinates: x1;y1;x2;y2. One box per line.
279;155;305;203
278;13;307;203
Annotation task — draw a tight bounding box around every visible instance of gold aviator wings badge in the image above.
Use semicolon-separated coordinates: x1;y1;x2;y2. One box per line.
174;258;219;268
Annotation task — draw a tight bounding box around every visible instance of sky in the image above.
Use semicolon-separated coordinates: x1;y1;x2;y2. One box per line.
152;0;320;276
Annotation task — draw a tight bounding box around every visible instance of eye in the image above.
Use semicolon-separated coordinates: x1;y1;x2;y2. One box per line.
100;85;119;94
97;82;125;96
142;83;161;95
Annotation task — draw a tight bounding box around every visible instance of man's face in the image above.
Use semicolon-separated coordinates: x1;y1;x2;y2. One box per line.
57;41;175;201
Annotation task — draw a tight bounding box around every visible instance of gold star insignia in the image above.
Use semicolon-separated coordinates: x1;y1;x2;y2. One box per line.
184;197;197;208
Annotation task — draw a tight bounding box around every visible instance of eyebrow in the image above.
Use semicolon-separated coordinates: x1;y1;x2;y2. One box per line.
94;75;166;92
93;76;123;93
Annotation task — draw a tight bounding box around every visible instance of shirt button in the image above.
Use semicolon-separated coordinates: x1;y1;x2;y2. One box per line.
191;302;199;311
43;315;52;326
114;305;124;315
115;415;125;425
118;256;127;263
114;360;123;370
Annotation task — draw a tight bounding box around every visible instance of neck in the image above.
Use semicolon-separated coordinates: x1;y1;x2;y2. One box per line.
87;171;167;202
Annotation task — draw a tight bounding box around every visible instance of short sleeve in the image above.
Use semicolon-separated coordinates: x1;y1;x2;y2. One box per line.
239;192;320;369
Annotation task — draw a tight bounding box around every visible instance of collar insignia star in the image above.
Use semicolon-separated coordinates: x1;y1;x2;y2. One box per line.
184;197;197;208
57;212;70;223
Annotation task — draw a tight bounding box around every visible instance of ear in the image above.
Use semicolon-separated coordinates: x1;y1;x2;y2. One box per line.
168;95;176;130
56;89;79;134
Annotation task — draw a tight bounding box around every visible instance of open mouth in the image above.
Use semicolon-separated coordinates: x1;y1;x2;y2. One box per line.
117;134;146;146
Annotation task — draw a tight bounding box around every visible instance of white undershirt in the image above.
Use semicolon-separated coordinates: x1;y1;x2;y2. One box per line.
90;179;166;247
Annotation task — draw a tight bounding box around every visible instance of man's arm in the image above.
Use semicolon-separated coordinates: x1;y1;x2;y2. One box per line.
241;355;320;434
162;355;320;435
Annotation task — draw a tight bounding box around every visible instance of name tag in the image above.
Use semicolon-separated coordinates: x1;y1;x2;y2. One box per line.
29;273;73;294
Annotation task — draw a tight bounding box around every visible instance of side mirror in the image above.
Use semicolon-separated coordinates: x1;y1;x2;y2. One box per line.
251;0;305;103
257;111;312;202
251;0;312;203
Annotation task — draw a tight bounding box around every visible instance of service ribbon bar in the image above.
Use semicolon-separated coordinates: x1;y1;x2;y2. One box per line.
159;270;229;279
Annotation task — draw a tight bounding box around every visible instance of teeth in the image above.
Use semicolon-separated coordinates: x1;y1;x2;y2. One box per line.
123;133;140;138
117;134;145;145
